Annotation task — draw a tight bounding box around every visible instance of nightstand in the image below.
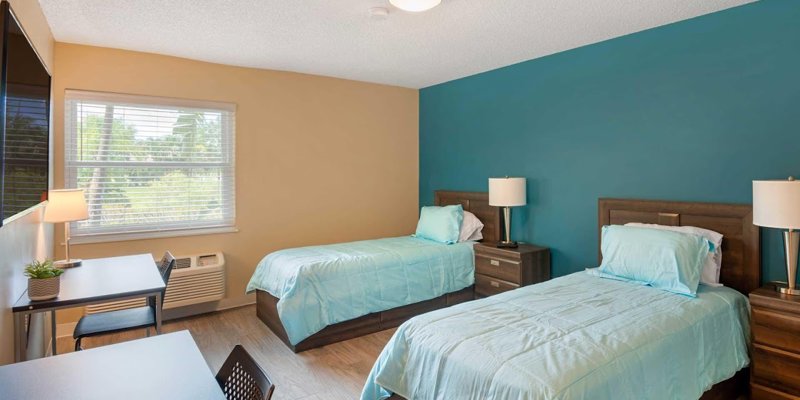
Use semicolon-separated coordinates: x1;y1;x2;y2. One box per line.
473;242;550;298
749;284;800;399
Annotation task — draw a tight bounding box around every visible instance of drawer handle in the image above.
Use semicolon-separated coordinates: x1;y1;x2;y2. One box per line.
490;260;500;266
490;281;500;288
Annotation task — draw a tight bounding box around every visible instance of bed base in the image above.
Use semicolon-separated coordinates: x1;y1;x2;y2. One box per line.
256;286;475;353
385;368;748;400
700;368;749;400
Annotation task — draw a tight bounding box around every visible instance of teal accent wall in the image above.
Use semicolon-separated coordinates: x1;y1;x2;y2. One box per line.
420;1;800;284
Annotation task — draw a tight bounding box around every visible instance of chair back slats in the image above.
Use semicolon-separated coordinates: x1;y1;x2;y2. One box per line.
216;345;274;400
148;251;176;310
157;252;176;286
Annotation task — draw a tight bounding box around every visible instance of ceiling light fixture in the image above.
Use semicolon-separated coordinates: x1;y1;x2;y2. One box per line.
389;0;441;12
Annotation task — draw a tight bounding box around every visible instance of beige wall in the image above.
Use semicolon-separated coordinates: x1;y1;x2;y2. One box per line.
7;0;53;69
53;43;419;324
0;0;55;365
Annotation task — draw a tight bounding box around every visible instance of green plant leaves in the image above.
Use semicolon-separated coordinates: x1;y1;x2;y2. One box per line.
24;259;64;279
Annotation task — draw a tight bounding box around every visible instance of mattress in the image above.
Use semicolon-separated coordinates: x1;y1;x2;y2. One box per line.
246;236;475;345
362;271;750;400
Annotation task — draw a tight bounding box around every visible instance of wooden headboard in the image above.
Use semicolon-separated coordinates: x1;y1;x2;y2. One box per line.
598;198;761;295
435;191;501;243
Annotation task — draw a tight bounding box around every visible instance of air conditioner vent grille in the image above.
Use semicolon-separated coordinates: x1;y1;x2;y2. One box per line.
175;257;192;269
85;252;225;316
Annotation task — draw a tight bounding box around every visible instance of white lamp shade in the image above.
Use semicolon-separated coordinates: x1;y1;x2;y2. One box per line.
389;0;441;12
44;189;89;223
753;180;800;229
489;177;526;207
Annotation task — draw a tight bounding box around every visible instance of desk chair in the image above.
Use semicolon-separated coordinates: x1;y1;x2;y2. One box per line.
73;252;175;351
216;345;275;400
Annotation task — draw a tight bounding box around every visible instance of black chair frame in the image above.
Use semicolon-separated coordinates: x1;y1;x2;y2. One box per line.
215;345;275;400
73;252;176;351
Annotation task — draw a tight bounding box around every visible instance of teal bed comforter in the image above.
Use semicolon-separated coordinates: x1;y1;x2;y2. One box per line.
362;271;750;400
246;236;475;345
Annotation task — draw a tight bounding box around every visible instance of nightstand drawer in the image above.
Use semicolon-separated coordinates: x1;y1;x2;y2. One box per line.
475;254;521;283
751;383;800;400
475;273;518;297
752;344;800;396
753;308;800;353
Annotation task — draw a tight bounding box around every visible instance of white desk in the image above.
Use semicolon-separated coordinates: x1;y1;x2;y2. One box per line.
12;254;165;361
0;331;226;399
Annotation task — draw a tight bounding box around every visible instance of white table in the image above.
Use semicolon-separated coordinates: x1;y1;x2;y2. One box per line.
0;331;226;399
12;254;165;361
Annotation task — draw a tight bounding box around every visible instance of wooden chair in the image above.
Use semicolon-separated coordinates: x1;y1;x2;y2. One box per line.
73;252;176;351
216;345;275;400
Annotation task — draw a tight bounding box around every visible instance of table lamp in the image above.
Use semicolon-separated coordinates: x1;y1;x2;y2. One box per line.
489;177;526;248
753;177;800;295
44;189;89;268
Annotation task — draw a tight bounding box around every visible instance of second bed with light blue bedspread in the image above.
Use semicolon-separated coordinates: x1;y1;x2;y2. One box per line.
246;236;475;345
362;271;750;400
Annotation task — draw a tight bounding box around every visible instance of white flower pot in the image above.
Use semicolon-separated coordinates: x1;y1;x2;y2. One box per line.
28;276;60;301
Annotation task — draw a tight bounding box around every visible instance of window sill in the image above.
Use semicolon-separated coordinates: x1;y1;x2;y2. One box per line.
70;226;239;245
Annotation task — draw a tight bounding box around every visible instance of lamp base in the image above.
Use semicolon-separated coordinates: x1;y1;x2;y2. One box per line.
779;287;800;296
54;259;82;268
498;207;519;249
780;230;800;296
775;283;800;296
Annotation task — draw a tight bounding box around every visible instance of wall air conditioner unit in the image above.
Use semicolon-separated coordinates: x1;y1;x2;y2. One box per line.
85;252;226;315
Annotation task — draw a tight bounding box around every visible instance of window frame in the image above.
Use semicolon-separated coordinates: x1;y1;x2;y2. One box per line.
63;90;237;244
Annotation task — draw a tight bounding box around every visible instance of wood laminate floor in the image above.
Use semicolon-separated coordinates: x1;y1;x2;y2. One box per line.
56;305;394;400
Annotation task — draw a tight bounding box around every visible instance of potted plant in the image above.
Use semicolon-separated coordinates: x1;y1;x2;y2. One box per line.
24;259;64;301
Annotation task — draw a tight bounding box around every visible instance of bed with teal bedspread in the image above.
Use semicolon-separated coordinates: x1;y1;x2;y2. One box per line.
362;270;750;400
246;236;475;345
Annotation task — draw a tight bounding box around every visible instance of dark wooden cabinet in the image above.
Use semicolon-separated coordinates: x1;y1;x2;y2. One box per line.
473;243;550;298
750;285;800;399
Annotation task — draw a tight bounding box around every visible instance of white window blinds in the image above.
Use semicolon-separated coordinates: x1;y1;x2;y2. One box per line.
64;90;235;238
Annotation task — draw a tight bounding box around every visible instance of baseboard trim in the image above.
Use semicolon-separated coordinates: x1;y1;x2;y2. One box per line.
56;294;256;338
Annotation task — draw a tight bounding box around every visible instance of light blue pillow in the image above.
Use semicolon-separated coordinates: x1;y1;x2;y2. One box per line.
597;225;710;297
414;205;464;244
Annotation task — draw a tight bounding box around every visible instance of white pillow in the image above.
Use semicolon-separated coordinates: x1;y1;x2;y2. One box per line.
467;226;483;242
625;223;723;286
459;211;484;242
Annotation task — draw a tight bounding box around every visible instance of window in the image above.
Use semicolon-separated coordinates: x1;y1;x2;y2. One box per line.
64;90;235;241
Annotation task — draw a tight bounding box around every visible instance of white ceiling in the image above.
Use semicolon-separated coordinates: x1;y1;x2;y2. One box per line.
38;0;754;89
